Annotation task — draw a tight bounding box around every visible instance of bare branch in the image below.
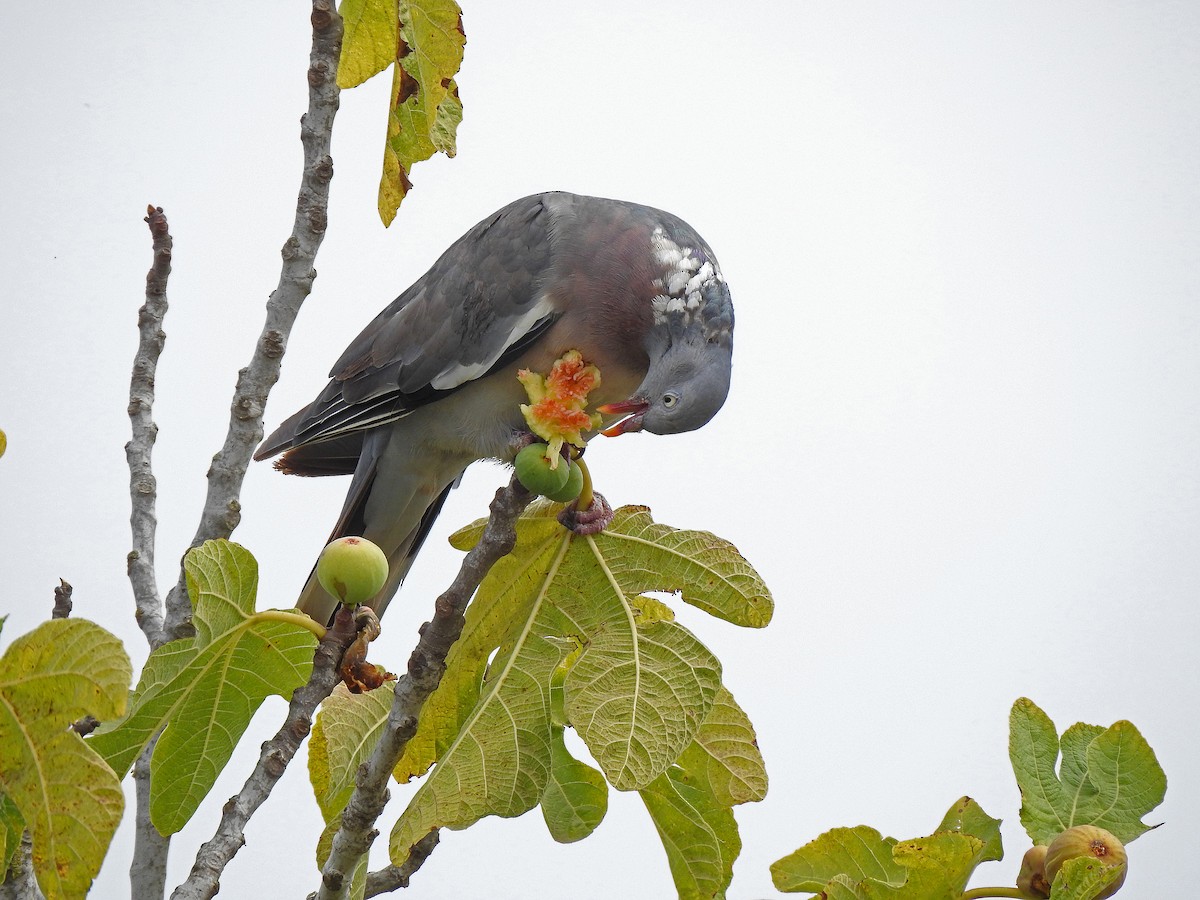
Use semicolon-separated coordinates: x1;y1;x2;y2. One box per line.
130;739;169;899
126;206;172;648
362;831;440;898
170;609;358;900
51;579;73;619
162;0;343;642
316;478;532;899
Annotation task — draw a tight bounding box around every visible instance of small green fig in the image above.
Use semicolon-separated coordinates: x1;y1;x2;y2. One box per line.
514;442;570;496
1044;825;1127;898
543;459;585;502
316;536;389;606
1016;845;1050;898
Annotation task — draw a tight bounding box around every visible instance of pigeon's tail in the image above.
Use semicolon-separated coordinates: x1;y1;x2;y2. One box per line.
293;428;466;626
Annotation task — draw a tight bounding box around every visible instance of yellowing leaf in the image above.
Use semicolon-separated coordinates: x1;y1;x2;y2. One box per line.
690;686;768;807
593;506;774;628
771;816;993;898
383;503;770;868
374;502;773;877
375;0;465;224
0;618;131;899
771;826;904;894
89;540;317;835
337;0;399;88
310;682;395;825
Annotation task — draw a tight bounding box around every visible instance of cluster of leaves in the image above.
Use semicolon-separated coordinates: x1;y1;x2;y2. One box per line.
310;502;773;899
769;699;1166;899
89;542;318;835
338;0;466;224
0;542;319;898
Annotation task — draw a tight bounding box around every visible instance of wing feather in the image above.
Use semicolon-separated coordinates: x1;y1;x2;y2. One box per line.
257;194;562;461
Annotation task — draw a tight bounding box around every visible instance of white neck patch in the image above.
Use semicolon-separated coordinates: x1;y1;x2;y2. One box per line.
649;227;724;324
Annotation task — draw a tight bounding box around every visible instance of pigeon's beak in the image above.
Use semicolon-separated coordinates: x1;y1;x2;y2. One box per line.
598;398;649;436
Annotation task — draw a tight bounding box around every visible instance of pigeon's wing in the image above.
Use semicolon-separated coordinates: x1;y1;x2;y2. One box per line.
255;194;562;462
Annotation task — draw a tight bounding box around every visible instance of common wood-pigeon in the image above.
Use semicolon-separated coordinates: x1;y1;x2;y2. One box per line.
256;191;735;624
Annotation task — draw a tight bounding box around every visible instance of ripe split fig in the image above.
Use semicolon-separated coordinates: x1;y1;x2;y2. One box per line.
316;536;389;607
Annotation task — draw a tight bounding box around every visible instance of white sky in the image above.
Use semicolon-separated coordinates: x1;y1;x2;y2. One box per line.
3;2;1197;898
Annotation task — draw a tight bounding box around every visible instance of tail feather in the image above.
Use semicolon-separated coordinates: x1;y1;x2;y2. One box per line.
293;478;459;626
292;429;466;626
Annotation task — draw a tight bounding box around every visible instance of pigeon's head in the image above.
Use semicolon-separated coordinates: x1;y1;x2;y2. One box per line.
600;224;734;436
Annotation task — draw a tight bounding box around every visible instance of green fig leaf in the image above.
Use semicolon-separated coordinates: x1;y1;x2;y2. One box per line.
1009;698;1166;845
0;792;23;873
540;727;608;843
639;757;741;900
0;618;131;899
934;796;1003;864
771;826;904;893
1049;853;1126;900
89;540;317;835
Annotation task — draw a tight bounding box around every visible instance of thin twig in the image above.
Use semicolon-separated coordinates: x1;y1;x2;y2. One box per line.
127;206;172;648
161;0;342;642
363;831;440;898
170;609;358;900
315;478;532;899
125;205;174;897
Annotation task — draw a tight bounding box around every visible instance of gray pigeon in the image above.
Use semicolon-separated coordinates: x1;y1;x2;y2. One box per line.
256;191;734;624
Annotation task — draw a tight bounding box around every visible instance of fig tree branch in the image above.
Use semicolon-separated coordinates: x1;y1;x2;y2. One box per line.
363;831;440;898
171;607;358;900
161;0;343;642
127;206;172;649
315;477;533;899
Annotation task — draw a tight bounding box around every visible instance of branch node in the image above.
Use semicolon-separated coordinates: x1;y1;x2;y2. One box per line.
261;329;286;358
52;579;74;619
321;869;344;890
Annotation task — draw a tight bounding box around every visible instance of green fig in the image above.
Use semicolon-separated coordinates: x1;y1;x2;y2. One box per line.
1044;825;1127;899
514;442;570;496
543;458;585;502
316;536;389;606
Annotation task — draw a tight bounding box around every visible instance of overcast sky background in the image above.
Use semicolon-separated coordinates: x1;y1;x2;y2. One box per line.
3;2;1198;898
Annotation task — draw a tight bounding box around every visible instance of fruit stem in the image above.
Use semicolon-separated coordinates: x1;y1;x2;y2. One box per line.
576;456;594;510
252;609;327;639
960;889;1025;899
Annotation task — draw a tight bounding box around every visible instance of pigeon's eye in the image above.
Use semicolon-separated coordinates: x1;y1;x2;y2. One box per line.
662;392;680;409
